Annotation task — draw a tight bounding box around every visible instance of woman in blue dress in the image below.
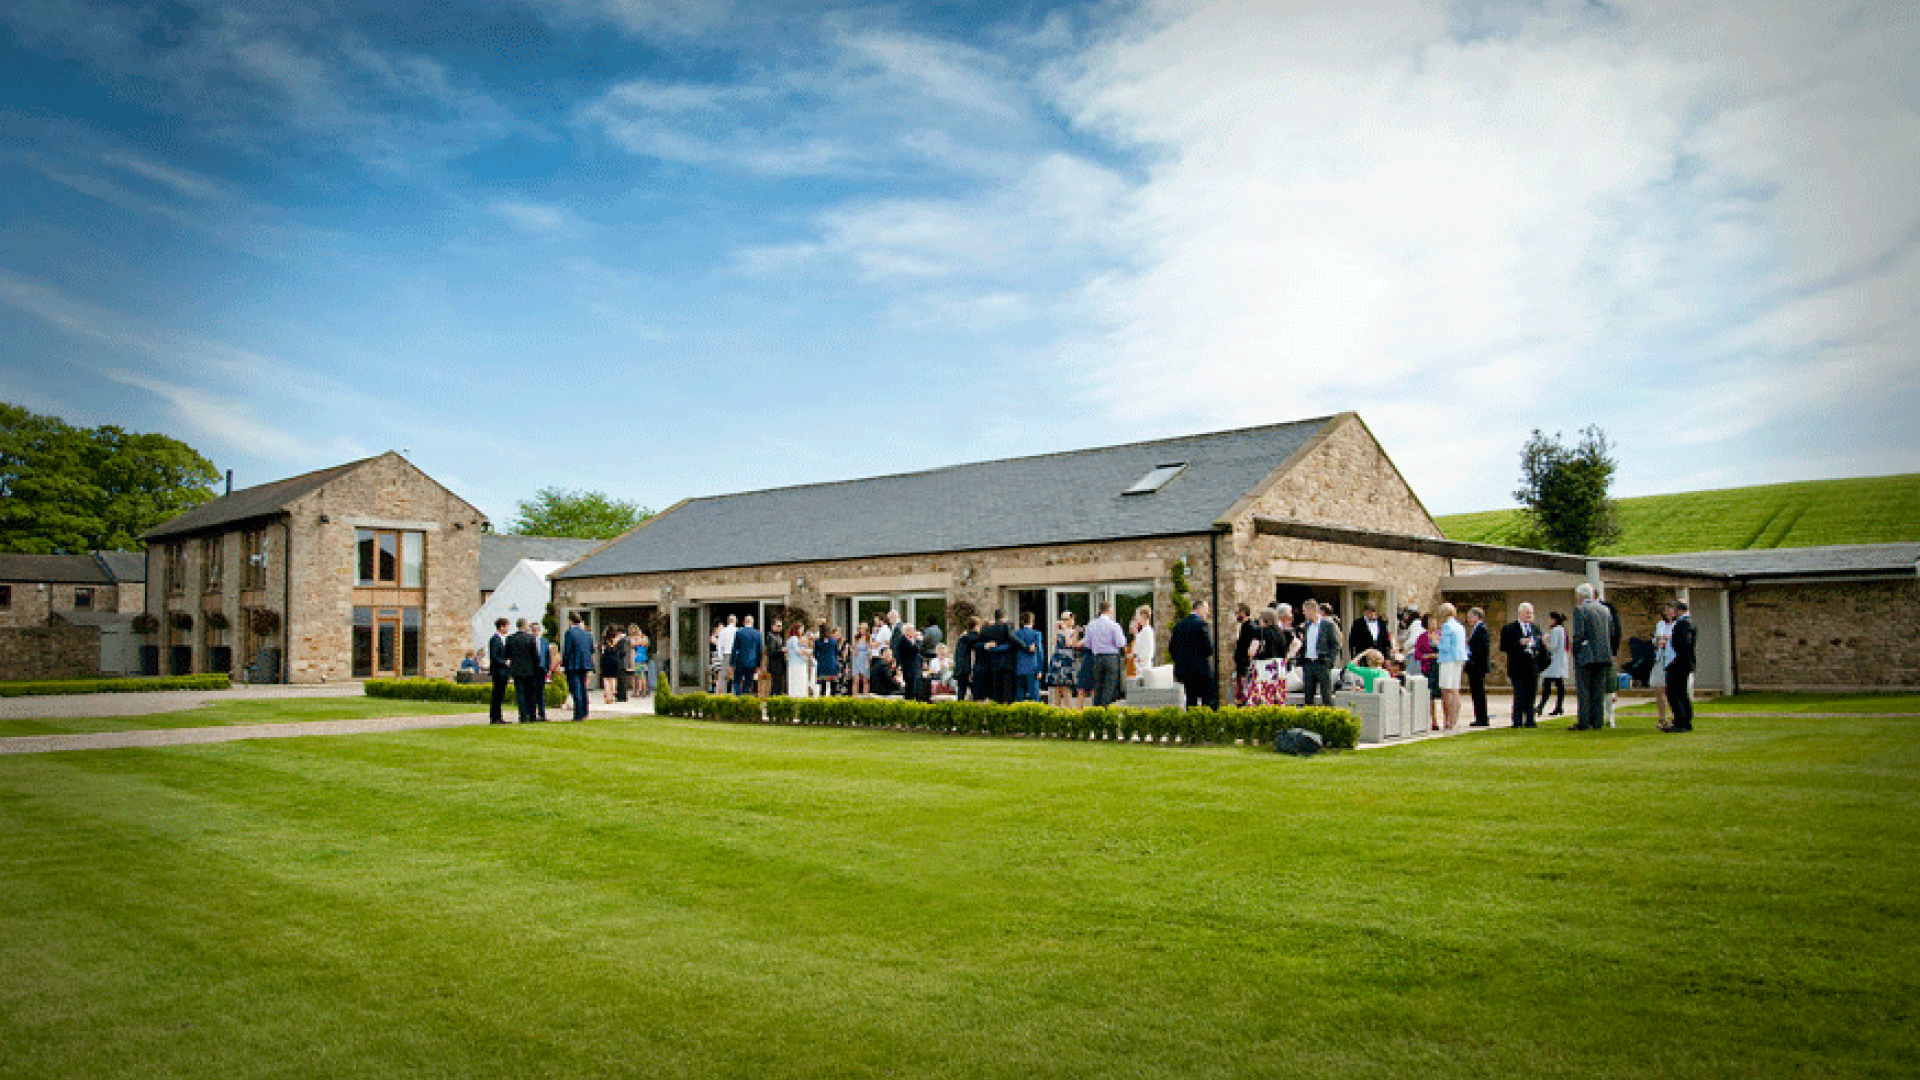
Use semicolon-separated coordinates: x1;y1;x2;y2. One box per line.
631;628;651;698
1047;613;1084;708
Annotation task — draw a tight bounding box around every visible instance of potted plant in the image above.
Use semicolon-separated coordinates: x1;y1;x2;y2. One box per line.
249;608;282;637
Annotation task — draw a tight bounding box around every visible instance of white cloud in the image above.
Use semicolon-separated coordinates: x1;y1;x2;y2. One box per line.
1031;0;1920;511
489;200;584;238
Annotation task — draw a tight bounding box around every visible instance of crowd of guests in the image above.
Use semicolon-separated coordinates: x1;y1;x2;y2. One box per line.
702;604;1169;707
463;587;1697;734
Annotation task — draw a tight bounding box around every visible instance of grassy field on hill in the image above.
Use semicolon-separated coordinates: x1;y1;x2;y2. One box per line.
1435;473;1920;555
4;712;1916;1079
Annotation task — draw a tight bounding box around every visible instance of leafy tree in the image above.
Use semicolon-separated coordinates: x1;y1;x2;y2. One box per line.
508;487;650;539
1513;426;1622;555
0;403;219;553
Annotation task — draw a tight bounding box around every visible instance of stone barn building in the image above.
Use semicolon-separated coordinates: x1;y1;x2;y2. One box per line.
141;452;485;683
552;413;1458;699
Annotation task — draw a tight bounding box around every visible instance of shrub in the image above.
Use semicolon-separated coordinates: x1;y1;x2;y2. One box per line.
652;690;1360;752
0;673;231;697
365;678;565;706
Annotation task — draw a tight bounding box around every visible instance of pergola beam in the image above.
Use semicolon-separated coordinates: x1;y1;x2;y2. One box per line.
1250;516;1730;586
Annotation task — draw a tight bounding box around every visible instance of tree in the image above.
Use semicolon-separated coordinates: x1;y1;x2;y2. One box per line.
507;487;650;539
0;403;219;554
1513;426;1622;556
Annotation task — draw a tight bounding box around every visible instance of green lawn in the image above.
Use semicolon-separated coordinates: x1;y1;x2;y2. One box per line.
1435;472;1920;555
3;715;1915;1079
0;697;483;739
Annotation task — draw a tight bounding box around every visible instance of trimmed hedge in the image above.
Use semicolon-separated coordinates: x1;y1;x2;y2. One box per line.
657;689;1358;750
364;678;567;706
0;673;232;698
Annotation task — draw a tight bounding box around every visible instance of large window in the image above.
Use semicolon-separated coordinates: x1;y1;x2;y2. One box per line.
166;544;186;596
356;529;424;587
243;529;267;590
203;536;224;594
0;584;9;608
72;587;95;611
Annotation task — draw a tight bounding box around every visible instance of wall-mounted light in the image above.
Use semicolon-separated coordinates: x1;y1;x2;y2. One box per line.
318;514;331;524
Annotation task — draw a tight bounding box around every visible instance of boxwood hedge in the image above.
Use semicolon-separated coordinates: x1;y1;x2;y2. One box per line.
657;688;1358;750
0;673;232;698
364;678;566;706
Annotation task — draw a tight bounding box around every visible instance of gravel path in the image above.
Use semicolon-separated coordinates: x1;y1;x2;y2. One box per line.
0;712;497;755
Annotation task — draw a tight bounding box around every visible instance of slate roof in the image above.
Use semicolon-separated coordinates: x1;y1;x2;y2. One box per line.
143;458;371;540
94;550;146;583
1629;543;1920;579
0;553;112;584
558;416;1339;579
480;535;603;589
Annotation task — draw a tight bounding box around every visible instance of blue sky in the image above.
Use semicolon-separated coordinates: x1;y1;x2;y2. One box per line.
2;0;1915;528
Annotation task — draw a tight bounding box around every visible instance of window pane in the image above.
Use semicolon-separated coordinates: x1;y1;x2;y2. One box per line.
1057;590;1092;627
856;598;890;628
401;532;423;587
1112;586;1153;630
352;608;373;678
73;588;94;610
377;621;397;673
357;530;376;583
402;609;420;677
912;596;946;632
378;533;398;582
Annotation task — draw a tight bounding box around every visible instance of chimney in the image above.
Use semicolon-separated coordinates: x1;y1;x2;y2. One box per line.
225;469;233;496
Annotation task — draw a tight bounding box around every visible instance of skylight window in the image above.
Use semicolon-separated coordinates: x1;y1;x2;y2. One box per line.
1123;463;1187;495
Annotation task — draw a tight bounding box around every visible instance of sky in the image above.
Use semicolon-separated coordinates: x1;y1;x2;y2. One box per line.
1;0;1915;529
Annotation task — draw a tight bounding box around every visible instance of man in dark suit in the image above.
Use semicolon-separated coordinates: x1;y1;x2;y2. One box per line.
977;609;1016;704
1499;602;1546;728
1169;600;1216;708
1348;602;1393;665
505;618;543;722
1570;584;1615;730
561;611;595;721
486;617;512;724
954;617;981;701
1661;600;1696;732
895;623;925;701
1297;599;1341;706
1465;607;1492;726
729;616;763;696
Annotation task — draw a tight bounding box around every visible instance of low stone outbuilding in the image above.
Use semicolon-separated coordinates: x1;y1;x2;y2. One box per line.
0;551;147;678
553;413;1454;698
141;452;485;683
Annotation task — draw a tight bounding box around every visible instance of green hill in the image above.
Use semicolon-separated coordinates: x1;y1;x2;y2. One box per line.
1435;473;1920;556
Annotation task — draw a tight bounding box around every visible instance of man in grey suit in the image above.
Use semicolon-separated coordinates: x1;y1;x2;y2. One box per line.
1570;584;1615;730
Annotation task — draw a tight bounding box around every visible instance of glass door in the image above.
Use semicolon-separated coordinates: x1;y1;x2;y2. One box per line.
374;608;401;678
675;606;702;689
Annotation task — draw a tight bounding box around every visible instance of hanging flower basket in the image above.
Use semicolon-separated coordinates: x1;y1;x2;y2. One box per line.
131;613;161;635
170;612;194;631
249;607;283;636
205;611;231;631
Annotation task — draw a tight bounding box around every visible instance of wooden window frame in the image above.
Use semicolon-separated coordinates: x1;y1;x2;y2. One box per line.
355;528;425;588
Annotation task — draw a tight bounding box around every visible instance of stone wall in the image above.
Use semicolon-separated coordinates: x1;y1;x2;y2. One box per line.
1734;578;1920;690
0;617;102;681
